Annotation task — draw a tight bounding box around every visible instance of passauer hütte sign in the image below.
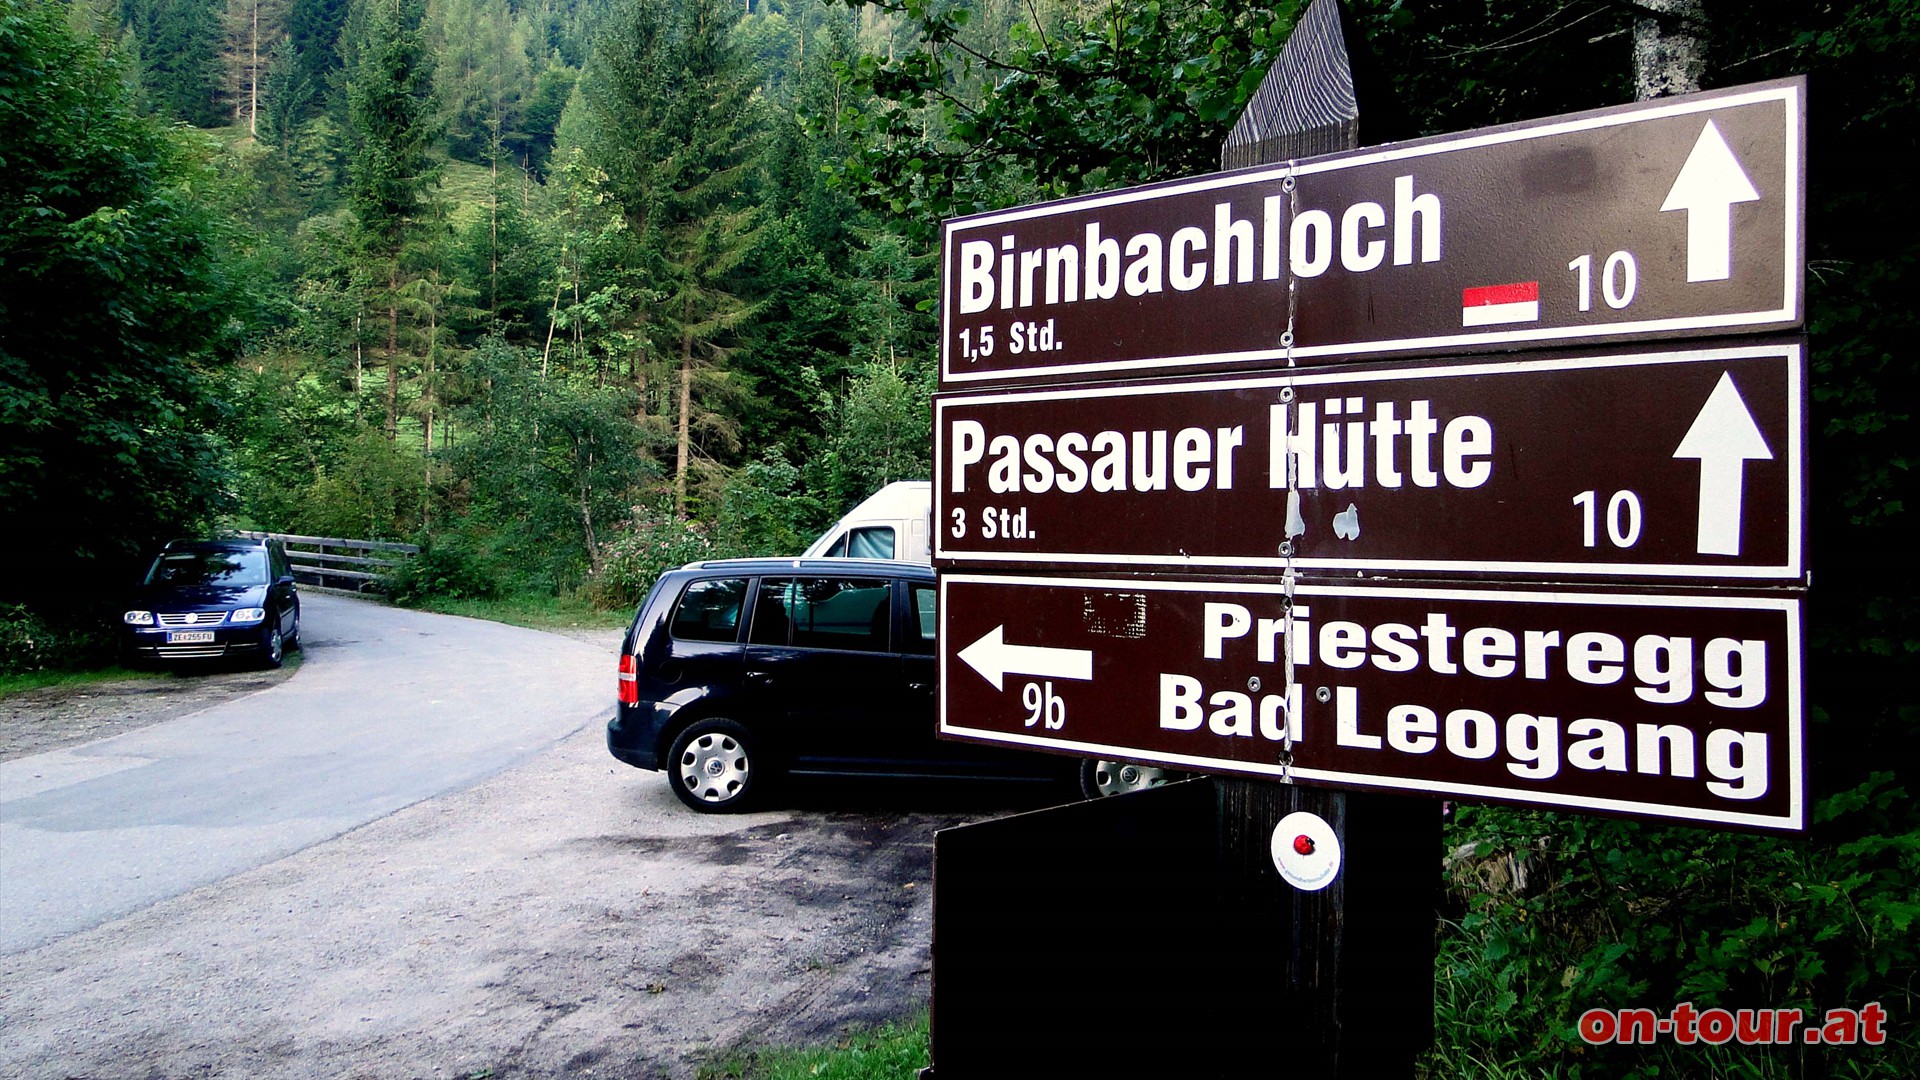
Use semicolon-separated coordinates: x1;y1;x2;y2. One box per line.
933;341;1805;581
939;78;1802;386
938;574;1804;830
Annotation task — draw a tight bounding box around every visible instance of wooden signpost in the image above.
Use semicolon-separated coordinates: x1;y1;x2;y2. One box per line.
923;1;1808;1076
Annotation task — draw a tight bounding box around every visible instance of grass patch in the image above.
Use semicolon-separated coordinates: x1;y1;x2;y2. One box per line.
408;591;632;633
437;157;498;216
0;652;303;697
0;665;153;697
698;1014;930;1080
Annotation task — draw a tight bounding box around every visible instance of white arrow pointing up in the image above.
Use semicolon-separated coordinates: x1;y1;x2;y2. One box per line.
957;625;1094;691
1673;372;1773;556
1661;120;1762;282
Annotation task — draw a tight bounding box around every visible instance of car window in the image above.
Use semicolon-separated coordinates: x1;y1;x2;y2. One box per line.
845;526;896;560
750;577;891;652
670;578;748;643
905;583;936;655
146;548;268;587
749;580;793;646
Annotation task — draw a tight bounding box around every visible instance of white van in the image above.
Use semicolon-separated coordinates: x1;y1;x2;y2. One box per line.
802;481;932;563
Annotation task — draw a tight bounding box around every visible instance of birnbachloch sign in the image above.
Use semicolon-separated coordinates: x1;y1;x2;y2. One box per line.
939;78;1802;387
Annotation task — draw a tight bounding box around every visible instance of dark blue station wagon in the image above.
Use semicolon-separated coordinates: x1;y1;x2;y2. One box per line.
608;558;1072;811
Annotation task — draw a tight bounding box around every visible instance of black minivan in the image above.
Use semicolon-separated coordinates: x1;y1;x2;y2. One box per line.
608;558;1073;811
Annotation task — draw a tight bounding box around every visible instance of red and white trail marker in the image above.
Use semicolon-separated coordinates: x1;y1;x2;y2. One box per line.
1462;282;1541;326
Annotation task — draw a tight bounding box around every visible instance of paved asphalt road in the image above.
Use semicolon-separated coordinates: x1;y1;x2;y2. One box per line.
0;593;1043;1079
0;593;610;954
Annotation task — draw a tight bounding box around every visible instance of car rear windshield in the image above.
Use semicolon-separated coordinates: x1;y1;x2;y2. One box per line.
146;548;269;587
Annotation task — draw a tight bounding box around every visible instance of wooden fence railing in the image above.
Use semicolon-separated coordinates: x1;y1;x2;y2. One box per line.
235;531;419;594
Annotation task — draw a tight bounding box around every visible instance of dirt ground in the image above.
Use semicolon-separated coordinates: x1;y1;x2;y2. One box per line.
1;661;301;762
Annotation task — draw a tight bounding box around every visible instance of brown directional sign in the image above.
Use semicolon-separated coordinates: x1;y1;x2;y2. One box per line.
940;78;1803;387
938;573;1804;830
935;340;1806;582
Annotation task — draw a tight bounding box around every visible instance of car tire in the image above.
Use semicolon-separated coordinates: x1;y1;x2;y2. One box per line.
1079;758;1181;800
668;718;762;813
284;608;300;651
260;627;285;670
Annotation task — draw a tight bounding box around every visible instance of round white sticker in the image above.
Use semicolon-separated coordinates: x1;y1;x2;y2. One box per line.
1271;811;1342;891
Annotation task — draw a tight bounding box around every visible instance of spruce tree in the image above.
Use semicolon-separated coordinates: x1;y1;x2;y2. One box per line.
344;0;438;439
219;0;288;134
281;0;347;124
589;0;764;516
121;0;226;125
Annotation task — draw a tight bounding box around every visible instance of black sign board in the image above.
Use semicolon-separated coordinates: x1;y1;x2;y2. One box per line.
940;78;1803;387
939;573;1804;830
935;340;1805;582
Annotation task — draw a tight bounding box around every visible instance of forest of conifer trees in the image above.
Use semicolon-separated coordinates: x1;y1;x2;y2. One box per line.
4;0;1917;1074
30;0;960;608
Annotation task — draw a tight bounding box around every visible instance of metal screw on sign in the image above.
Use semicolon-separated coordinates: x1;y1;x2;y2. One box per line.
1280;330;1296;348
1248;676;1263;693
1316;686;1332;703
1279;386;1296;403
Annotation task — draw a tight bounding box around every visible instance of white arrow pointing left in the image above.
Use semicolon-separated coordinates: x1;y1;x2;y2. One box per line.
957;625;1094;691
1673;372;1773;556
1661;120;1762;282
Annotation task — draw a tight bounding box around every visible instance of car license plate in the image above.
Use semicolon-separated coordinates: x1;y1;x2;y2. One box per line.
167;631;216;644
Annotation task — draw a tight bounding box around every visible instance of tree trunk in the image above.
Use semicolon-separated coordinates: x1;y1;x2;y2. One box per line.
675;330;693;518
385;283;399;440
541;275;563;376
489;144;499;310
581;454;601;572
633;339;648;420
248;0;259;136
422;302;436;460
1633;0;1706;100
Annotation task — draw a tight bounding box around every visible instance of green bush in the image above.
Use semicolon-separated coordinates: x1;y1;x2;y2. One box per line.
713;446;826;557
384;532;503;606
1424;777;1920;1079
587;510;718;611
0;604;113;676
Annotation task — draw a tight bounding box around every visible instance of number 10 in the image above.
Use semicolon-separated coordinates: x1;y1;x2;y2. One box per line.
1574;489;1642;548
1568;252;1638;311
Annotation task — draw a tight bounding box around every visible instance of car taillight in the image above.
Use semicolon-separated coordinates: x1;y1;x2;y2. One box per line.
617;653;639;705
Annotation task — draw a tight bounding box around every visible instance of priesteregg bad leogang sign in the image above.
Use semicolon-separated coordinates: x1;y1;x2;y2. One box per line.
939;574;1803;830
